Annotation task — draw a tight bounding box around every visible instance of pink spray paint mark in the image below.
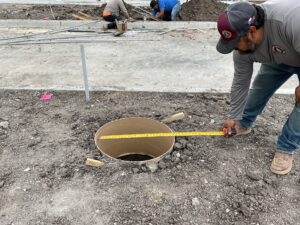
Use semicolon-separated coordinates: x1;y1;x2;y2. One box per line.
40;92;53;101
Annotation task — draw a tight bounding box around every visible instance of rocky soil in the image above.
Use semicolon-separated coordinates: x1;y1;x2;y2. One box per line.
0;0;226;21
178;0;226;21
0;90;299;225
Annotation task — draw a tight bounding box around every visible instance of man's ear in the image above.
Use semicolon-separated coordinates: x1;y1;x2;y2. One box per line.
249;26;257;33
247;26;257;41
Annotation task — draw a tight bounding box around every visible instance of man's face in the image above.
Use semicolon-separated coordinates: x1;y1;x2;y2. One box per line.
235;33;256;54
153;4;158;10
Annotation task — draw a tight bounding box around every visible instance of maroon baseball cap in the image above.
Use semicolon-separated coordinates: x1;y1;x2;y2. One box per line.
216;2;257;54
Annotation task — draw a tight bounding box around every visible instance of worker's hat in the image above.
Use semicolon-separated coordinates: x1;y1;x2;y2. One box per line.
216;2;257;54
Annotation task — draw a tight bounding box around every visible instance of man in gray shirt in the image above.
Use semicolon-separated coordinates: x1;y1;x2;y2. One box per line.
102;0;132;29
216;0;300;175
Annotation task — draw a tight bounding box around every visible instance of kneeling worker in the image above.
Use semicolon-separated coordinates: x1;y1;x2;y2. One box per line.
150;0;181;21
102;0;132;29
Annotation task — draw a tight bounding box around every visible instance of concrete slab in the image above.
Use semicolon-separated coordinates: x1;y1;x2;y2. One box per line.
0;20;298;93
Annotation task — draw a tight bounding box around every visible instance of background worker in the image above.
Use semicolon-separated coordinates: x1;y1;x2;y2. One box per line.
149;0;181;21
216;0;300;175
102;0;132;29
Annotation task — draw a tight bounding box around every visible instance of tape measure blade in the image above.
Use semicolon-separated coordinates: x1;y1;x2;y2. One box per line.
100;131;224;139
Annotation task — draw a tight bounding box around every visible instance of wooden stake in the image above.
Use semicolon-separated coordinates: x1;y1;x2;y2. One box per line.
72;14;89;20
161;112;185;123
78;11;98;20
85;158;104;168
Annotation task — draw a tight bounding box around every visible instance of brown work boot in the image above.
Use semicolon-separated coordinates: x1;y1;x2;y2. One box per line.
234;121;252;136
270;151;293;175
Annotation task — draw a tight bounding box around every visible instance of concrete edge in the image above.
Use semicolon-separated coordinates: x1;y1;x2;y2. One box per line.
0;19;217;30
0;86;295;94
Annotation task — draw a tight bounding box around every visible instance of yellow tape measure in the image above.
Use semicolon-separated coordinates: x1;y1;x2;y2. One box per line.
100;131;224;139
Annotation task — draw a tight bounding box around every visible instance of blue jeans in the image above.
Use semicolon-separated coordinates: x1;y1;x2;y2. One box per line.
171;2;181;21
239;64;300;153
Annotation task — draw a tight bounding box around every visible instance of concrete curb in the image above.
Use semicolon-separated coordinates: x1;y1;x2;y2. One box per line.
0;19;217;30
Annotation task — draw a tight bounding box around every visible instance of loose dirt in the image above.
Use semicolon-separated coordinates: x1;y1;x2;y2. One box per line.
0;90;299;225
178;0;226;21
0;0;226;21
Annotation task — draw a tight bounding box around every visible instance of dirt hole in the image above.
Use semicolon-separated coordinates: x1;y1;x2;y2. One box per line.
117;154;153;161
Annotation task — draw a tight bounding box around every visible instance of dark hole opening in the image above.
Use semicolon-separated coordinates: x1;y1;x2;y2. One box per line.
117;154;153;161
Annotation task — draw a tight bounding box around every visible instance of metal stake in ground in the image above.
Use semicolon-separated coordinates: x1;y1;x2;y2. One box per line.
80;45;90;102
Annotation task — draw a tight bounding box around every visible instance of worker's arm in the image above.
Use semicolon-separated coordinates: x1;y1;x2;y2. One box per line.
155;0;165;19
155;8;164;19
287;13;300;105
223;51;254;136
229;51;254;119
118;0;130;19
286;6;300;55
151;9;156;16
287;8;300;108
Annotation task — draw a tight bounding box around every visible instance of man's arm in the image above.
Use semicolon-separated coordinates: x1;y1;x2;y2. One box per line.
155;9;164;19
223;51;254;136
118;0;130;19
151;9;156;16
287;9;300;55
155;0;165;19
228;51;254;120
285;11;300;104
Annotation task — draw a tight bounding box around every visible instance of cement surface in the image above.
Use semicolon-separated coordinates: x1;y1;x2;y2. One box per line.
0;20;298;93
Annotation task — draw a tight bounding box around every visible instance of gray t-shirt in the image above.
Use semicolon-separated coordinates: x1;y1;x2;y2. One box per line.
229;0;300;120
104;0;129;19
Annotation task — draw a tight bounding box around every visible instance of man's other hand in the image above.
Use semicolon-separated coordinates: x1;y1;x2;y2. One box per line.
295;85;300;104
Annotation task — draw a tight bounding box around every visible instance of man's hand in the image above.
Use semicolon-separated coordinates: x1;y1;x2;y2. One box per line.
222;119;236;137
151;16;160;21
155;9;164;20
295;85;300;104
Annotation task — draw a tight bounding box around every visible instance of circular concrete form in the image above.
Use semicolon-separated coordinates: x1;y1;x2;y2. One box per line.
95;117;175;162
